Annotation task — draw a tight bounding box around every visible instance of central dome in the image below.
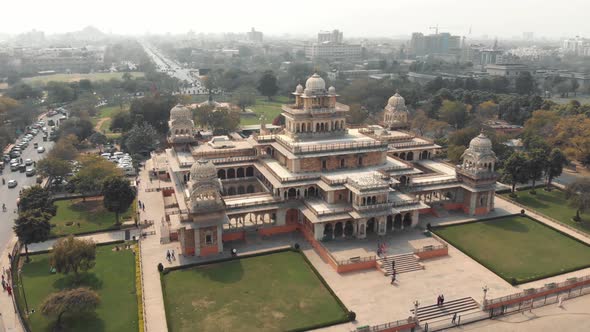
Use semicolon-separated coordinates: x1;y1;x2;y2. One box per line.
190;159;217;181
388;93;405;108
469;133;493;152
304;73;326;94
170;104;192;121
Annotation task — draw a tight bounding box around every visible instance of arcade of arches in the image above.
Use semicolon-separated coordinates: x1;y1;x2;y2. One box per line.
319;212;415;240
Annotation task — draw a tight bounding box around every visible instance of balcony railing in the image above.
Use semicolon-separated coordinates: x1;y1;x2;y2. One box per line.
304;200;353;216
353;202;394;211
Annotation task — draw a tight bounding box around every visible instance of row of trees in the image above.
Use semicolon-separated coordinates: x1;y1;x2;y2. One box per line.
503;148;567;194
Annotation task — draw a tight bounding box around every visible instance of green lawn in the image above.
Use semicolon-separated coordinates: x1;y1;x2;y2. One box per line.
15;244;138;332
502;189;590;235
434;216;590;284
50;198;134;236
23;72;144;85
240;96;289;125
162;251;348;332
92;105;128;139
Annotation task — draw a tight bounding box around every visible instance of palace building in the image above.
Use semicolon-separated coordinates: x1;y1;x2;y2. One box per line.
156;73;498;257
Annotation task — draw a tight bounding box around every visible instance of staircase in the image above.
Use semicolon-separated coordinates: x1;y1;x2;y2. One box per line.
377;253;423;275
411;297;480;323
432;205;450;218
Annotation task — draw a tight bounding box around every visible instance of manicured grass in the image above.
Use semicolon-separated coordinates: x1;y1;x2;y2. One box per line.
162;251;348;332
16;244;138;332
502;189;590;235
50;197;134;236
240;96;289;125
434;216;590;284
23;72;144;85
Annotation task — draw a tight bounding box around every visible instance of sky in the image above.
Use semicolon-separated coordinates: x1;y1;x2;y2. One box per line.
2;0;589;39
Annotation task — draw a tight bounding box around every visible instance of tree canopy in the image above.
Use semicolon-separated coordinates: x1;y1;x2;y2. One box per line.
257;71;279;101
50;236;97;278
122;122;159;156
13;209;51;262
41;287;100;327
102;176;136;224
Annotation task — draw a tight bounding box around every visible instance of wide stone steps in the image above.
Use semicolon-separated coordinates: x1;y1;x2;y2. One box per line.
411;297;480;322
377;253;423;275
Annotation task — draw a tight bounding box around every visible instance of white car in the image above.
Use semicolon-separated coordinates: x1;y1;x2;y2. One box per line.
25;159;33;166
37;146;45;153
7;180;17;188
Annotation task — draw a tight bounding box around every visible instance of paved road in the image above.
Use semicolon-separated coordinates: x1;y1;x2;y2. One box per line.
0;113;60;250
140;41;204;93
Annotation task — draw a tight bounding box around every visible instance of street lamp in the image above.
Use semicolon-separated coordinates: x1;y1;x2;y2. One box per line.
18;268;29;315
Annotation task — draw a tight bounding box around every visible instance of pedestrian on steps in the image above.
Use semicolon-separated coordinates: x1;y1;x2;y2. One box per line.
452;312;457;324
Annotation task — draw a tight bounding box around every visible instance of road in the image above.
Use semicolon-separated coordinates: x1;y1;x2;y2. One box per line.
0;113;61;251
140;41;205;94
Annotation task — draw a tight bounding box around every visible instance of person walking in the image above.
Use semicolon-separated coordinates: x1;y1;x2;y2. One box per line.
390;269;397;284
1;278;5;291
166;250;171;262
440;294;445;305
437;295;441;306
171;249;175;260
6;284;12;296
452;313;457;325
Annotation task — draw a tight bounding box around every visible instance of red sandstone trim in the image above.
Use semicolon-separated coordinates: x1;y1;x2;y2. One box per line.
200;245;218;256
415;247;448;260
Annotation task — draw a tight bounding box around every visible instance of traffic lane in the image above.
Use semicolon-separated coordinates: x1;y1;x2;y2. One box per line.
0;114;60;247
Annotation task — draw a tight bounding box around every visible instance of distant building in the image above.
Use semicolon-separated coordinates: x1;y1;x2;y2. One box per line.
409;32;462;57
562;36;590;56
318;30;343;44
305;30;362;62
484;120;523;135
247;28;263;43
485;63;529;79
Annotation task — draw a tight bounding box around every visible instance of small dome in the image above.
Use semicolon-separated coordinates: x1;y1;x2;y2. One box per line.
469;132;493;152
190;159;217;181
304;73;326;94
170;104;192;121
387;92;405;108
328;86;336;94
295;84;304;94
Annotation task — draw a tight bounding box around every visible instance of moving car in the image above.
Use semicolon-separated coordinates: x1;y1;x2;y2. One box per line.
37;146;45;153
25;168;36;177
7;180;17;188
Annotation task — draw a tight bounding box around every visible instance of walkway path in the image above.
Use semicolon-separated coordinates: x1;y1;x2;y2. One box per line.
22;229;140;254
0;237;25;332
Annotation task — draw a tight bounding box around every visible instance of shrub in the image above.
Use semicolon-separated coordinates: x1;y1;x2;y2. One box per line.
293;243;300;250
157;263;164;272
348;311;356;321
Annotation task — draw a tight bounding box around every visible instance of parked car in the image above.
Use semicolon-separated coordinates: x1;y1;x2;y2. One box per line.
25;159;33;166
7;180;17;188
25;168;36;177
37;146;45;153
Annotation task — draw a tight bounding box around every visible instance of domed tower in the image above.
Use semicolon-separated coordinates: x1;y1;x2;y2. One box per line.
383;92;409;129
178;159;226;257
456;131;498;215
168;104;196;145
283;73;348;140
188;159;224;213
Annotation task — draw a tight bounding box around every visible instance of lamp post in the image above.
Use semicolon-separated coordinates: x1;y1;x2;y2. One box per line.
413;300;420;320
19;268;29;315
482;285;489;308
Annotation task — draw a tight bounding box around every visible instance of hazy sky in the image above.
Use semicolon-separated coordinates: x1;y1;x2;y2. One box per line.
3;0;589;38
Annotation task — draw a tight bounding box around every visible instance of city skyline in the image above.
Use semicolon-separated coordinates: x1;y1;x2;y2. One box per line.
1;0;589;39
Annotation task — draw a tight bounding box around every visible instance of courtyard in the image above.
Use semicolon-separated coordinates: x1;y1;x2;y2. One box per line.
433;215;590;285
503;189;590;235
50;197;134;236
15;243;138;332
161;250;348;332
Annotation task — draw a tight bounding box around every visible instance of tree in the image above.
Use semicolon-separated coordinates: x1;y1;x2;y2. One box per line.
46;81;76;104
129;94;178;133
49;135;79;160
439;100;468;129
51;236;97;279
570;78;580;96
207;108;240;134
88;132;108;146
447;145;467;164
545;148;567;190
71;155;122;201
477;101;499;120
527;149;547;194
13;209;51;262
502;152;530;195
37;157;72;178
56;117;94;141
123;122;159;156
41;288;100;328
232;86;257;111
110;111;133;132
565;179;590;222
18;186;56;215
347;104;369;125
102;176;136;224
515;71;536;95
257;71;279;101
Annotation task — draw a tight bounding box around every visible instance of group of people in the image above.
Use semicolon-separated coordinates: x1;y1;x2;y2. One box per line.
3;255;13;297
437;294;445;306
166;249;176;262
138;200;146;212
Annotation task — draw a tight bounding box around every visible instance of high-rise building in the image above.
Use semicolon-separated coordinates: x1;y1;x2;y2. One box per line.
305;30;361;62
247;28;263;43
409;32;462;57
318;30;343;44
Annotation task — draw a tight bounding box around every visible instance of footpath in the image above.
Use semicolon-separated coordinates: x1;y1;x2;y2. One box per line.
0;237;25;332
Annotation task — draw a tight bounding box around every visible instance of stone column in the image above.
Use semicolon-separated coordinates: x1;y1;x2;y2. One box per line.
357;220;367;239
411;210;420;227
313;223;323;241
377;216;386;236
217;225;223;253
470;192;477;215
194;227;201;256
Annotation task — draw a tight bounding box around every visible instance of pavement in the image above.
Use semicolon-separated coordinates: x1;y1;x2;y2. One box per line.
21;229;141;254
